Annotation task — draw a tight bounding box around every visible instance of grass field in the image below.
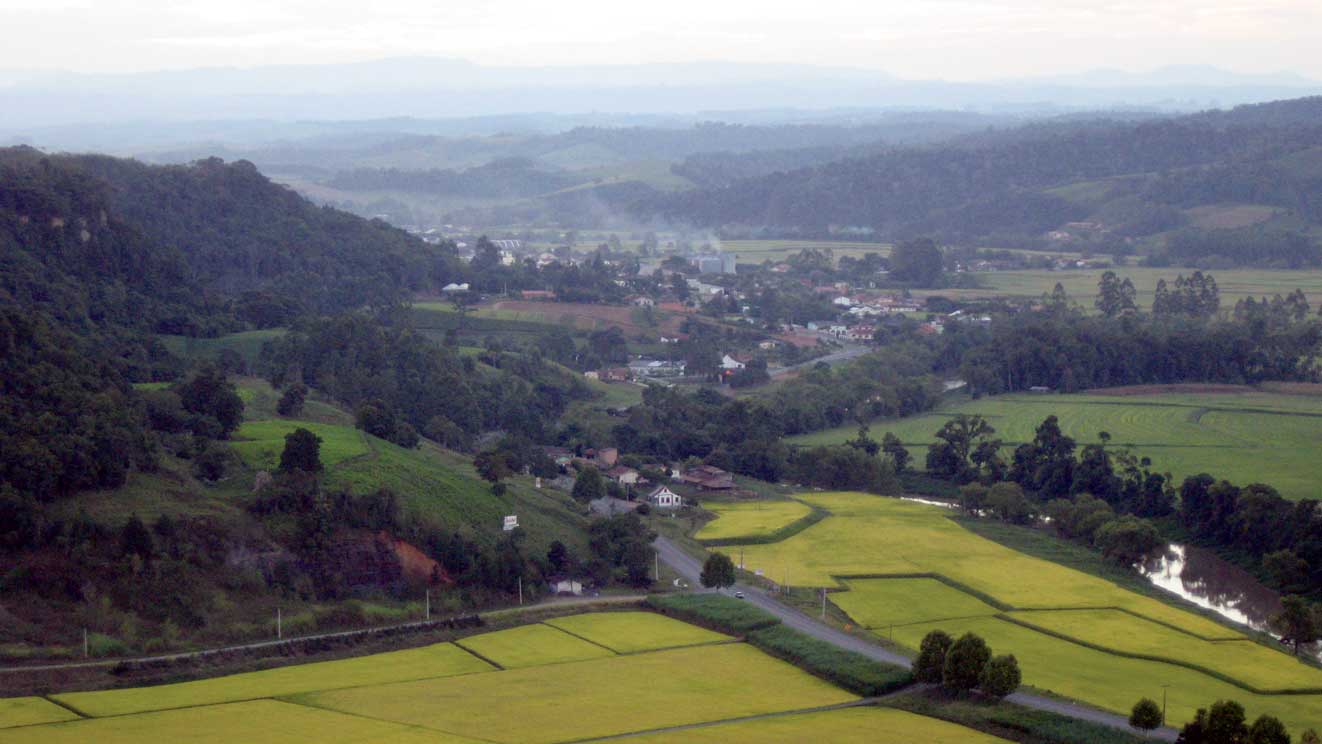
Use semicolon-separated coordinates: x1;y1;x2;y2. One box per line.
230;420;371;470
544;611;730;653
295;643;856;744
455;624;613;668
53;642;492;717
0;699;476;744
0;697;78;729
696;501;814;541
721;240;893;263
831;578;999;629
625;706;1008;743
890;617;1322;733
790;389;1322;500
915;266;1322;310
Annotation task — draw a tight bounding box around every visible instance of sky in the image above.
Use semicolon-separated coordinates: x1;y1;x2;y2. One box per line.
3;0;1321;81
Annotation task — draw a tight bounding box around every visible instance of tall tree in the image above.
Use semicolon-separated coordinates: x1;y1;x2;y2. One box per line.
700;552;737;590
890;238;944;287
1270;594;1319;656
278;428;324;474
1096;270;1138;317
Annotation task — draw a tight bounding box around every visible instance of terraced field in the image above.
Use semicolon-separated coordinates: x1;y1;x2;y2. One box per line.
790;389;1322;499
5;612;998;744
697;500;815;542
230;420;371;469
729;493;1322;732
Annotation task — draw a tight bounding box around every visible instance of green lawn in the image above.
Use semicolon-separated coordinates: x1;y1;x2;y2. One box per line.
544;611;731;653
791;390;1322;500
454;624;613;668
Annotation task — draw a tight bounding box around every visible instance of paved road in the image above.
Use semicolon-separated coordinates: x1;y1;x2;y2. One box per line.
653;535;1177;741
0;595;644;675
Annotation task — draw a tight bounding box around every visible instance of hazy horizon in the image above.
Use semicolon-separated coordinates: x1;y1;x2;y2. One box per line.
4;0;1322;82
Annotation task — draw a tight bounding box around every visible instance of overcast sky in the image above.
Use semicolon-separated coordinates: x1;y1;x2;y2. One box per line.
4;0;1321;80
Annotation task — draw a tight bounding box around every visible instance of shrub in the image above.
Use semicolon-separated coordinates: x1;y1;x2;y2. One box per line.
1129;698;1163;730
980;654;1021;699
914;629;954;683
943;632;992;692
749;625;912;696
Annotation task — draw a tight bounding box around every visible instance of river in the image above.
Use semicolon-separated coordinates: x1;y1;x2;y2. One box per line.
1136;543;1283;634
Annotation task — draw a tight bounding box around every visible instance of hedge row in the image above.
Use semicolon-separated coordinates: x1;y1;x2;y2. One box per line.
645;593;780;633
748;625;913;697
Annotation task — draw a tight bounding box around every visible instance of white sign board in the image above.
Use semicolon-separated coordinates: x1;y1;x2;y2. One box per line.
502;515;519;531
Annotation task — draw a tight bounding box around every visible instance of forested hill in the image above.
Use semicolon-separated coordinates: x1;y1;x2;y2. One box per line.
641;97;1322;259
0;147;455;331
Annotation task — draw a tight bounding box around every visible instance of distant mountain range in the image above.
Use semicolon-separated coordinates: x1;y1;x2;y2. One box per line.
1;58;1318;140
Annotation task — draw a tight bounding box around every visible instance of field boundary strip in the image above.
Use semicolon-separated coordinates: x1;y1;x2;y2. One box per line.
539;620;740;656
529;622;620;654
449;642;508;671
997;613;1322;696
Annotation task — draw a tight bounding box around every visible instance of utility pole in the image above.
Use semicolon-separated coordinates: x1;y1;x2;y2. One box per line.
518;577;523;606
277;608;282;640
83;628;88;658
425;589;431;621
654;550;659;582
821;588;826;619
1161;685;1170;726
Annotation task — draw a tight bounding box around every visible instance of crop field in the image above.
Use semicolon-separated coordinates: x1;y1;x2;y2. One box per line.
454;623;612;668
294;643;856;744
912;266;1322;310
625;706;1008;743
696;500;814;541
831;578;999;629
1008;609;1322;692
8;612;1013;743
52;642;493;717
890;617;1322;733
721;239;893;263
230;420;370;469
0;699;474;744
727;494;1322;731
0;698;77;729
790;389;1322;500
544;611;730;653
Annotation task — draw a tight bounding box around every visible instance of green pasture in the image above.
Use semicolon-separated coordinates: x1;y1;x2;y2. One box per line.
831;578;999;629
230;420;370;470
791;390;1322;500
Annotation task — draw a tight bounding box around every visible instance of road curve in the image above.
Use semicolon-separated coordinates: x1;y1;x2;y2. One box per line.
653;535;1176;741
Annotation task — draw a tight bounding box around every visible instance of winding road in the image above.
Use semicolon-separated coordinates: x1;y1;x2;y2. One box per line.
653;535;1178;741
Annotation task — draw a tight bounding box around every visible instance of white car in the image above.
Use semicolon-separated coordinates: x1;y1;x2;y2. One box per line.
734;591;745;599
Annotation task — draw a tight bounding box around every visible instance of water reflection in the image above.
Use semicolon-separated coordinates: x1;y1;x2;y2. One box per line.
1137;544;1283;632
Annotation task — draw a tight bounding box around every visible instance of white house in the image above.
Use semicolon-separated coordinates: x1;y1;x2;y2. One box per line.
720;354;746;370
646;485;684;509
832;296;854;307
549;577;583;595
442;282;470;293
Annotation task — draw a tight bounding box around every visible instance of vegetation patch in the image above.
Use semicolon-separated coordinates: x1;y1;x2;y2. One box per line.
886;687;1153;744
748;625;912;697
645;593;781;634
230;420;370;470
831;577;1000;629
293;643;857;744
623;706;1004;743
543;611;730;653
454;623;614;668
53;642;493;717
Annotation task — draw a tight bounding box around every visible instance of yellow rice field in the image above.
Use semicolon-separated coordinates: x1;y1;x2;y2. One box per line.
543;611;730;653
696;500;814;541
625;706;1008;743
455;623;613;668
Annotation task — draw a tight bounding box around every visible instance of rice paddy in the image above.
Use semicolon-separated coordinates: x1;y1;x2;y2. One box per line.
696;500;815;541
3;612;998;743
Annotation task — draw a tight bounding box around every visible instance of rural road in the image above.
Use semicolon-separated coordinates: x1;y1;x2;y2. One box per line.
653;535;1178;741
